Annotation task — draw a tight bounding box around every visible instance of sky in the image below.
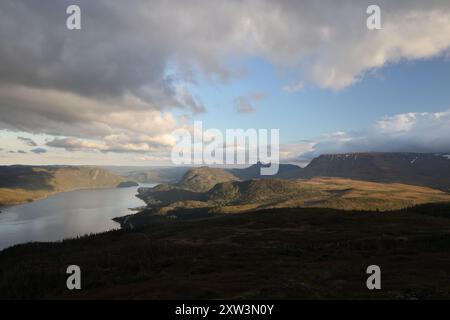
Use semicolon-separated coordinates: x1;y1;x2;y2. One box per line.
1;0;450;166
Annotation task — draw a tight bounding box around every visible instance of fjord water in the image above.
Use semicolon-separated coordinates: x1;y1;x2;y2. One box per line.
0;184;155;251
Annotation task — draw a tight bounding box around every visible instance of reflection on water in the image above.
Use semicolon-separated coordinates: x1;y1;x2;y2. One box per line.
0;184;155;251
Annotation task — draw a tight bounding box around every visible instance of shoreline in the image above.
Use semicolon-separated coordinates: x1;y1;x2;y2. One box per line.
0;184;141;208
3;202;450;299
0;185;149;252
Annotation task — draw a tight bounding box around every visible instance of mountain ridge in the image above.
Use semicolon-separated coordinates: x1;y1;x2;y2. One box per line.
0;165;125;206
229;152;450;191
300;152;450;191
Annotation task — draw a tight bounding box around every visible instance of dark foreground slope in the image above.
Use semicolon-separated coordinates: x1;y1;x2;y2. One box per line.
2;203;450;299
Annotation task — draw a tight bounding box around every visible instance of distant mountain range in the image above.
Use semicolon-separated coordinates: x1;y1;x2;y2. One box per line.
230;162;299;180
111;152;450;192
232;152;450;191
1;152;449;207
136;162;450;214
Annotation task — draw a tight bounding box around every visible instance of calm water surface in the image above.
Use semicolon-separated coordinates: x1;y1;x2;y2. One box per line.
0;184;155;251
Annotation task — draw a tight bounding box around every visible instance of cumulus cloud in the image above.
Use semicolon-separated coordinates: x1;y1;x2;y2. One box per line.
279;143;315;166
1;1;448;97
0;85;180;154
300;110;450;160
1;0;450;160
46;135;175;154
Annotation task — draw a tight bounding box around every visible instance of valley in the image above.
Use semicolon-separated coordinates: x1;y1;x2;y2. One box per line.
1;152;450;299
128;162;450;226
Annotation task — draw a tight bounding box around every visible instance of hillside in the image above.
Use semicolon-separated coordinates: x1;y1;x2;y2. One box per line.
0;166;124;206
300;153;450;191
209;178;450;212
232;153;450;191
175;167;239;192
4;203;450;299
230;162;301;180
136;167;239;207
135;176;450;216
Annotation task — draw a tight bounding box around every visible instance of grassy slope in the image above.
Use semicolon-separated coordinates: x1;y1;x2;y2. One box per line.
138;177;450;214
0;166;124;206
176;167;239;192
2;203;450;299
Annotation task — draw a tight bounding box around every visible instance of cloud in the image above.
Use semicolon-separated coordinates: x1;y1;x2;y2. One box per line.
301;110;450;160
31;147;47;154
1;0;450;160
9;150;27;154
279;142;315;166
46;138;107;152
0;85;180;154
175;86;207;114
17;136;38;147
283;81;304;93
1;1;448;97
249;92;265;101
234;96;257;114
234;91;265;114
46;131;177;154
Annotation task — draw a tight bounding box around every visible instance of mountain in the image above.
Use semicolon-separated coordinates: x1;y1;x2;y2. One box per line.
299;153;450;191
229;153;450;191
175;167;239;192
136;167;239;207
0;166;124;206
230;161;301;180
136;176;450;215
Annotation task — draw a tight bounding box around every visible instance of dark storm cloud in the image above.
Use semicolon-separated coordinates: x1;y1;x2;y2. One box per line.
1;0;449;101
0;0;437;105
0;0;171;101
